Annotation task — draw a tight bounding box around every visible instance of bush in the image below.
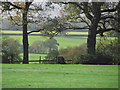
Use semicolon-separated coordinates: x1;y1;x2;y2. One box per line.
80;38;120;65
59;44;87;64
79;53;113;65
29;40;48;54
59;38;120;65
45;50;59;60
96;37;120;65
2;37;22;64
29;38;59;54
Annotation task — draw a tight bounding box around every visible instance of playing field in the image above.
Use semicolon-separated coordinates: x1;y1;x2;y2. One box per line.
2;64;118;88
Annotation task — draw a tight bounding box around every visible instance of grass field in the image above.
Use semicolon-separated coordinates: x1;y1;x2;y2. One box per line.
2;30;88;61
2;64;118;88
2;30;116;61
20;53;46;61
7;35;87;48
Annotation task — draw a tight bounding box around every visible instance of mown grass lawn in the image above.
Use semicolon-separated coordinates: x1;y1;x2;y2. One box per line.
2;64;118;88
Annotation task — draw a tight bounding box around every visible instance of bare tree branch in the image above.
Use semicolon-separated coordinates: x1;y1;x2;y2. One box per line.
27;29;44;34
8;11;22;26
67;26;89;30
7;2;23;9
101;8;116;13
100;16;115;20
83;2;93;21
96;28;115;34
79;15;90;27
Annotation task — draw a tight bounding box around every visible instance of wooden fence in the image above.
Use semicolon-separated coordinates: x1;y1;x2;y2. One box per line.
27;60;73;64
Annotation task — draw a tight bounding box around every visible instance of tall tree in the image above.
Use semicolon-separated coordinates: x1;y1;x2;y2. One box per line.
60;2;119;55
1;1;65;63
60;2;104;55
83;2;103;55
1;1;33;64
22;2;32;64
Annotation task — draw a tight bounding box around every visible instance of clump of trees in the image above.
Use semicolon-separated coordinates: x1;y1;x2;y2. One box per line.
96;37;120;65
29;38;59;54
59;44;86;64
45;50;59;60
2;37;22;63
58;38;120;65
29;40;48;54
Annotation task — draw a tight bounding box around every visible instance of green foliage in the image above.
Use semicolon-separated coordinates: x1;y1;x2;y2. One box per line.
59;44;87;64
44;38;59;52
29;40;47;54
63;3;80;22
105;31;118;37
38;18;67;38
29;38;59;54
79;37;120;65
96;37;120;65
45;50;59;60
2;36;22;63
79;53;114;64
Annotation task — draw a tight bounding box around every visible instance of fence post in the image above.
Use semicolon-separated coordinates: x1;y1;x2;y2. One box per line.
39;56;41;64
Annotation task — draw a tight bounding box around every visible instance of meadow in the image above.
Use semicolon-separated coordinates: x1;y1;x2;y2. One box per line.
2;30;119;88
2;30;115;61
2;64;118;88
2;30;88;61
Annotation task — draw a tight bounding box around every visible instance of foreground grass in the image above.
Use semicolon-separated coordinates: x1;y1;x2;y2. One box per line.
2;64;118;88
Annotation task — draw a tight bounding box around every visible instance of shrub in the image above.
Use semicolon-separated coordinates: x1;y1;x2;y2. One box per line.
80;37;120;65
2;37;22;64
80;53;114;65
59;44;87;64
29;38;59;54
58;38;120;65
29;40;48;54
45;50;59;60
96;37;120;65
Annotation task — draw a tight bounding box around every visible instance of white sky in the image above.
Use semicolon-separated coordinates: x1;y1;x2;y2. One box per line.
1;0;119;2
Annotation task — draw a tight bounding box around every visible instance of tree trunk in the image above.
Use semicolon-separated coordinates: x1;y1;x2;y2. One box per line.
87;21;97;55
22;4;29;64
87;3;101;55
117;2;120;64
87;18;100;55
117;2;120;49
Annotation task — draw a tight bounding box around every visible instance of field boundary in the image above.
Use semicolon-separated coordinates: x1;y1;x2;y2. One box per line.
17;60;73;64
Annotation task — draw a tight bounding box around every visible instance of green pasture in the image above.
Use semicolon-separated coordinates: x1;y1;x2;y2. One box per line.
8;35;115;48
2;64;118;88
8;35;87;49
2;30;115;49
20;53;46;60
2;30;116;61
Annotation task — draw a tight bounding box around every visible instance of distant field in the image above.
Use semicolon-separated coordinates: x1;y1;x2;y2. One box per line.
2;30;116;61
2;30;88;61
6;35;87;49
20;53;46;61
2;64;118;88
1;30;88;35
